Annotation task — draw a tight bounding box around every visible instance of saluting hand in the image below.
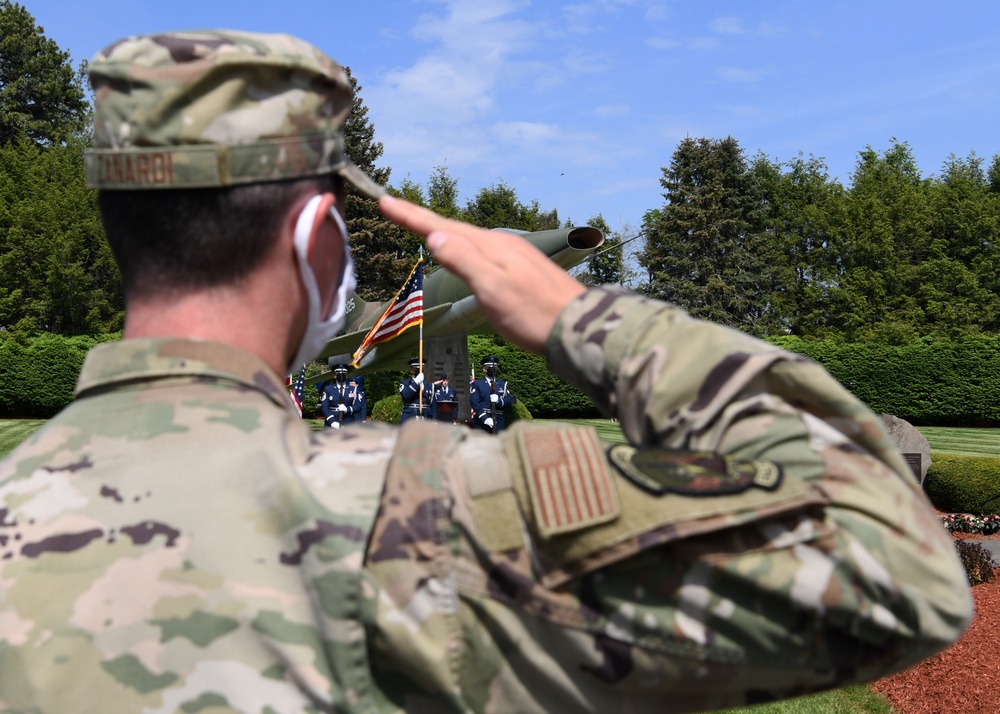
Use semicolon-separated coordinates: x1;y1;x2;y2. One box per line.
379;196;586;354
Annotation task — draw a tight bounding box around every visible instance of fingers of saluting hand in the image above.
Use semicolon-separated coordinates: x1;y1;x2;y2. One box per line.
379;195;585;353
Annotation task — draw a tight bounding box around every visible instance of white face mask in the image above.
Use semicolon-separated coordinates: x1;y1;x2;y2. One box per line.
287;194;357;374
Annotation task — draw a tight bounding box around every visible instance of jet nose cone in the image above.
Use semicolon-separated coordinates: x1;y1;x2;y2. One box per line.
568;226;605;250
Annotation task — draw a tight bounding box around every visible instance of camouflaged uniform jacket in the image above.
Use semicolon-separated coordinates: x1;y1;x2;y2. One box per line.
0;287;973;713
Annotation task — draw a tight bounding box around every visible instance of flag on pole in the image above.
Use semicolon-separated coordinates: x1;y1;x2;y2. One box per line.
286;364;307;417
352;260;424;367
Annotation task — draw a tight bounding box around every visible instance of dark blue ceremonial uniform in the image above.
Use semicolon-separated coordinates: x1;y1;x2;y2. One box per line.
349;380;366;423
321;379;363;427
399;376;433;424
469;376;513;433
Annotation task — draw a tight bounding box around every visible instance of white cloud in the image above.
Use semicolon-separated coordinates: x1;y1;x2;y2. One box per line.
594;103;630;118
711;16;745;35
646;36;681;50
688;37;721;51
717;66;769;83
369;0;538;127
644;2;670;22
492;121;562;143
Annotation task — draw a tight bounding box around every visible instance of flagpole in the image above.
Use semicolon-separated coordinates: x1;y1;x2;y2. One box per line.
417;247;425;419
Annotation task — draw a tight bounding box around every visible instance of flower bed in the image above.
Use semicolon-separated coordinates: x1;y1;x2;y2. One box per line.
940;512;1000;535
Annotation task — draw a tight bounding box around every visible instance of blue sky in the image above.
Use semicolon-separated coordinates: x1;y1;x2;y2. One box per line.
27;0;1000;232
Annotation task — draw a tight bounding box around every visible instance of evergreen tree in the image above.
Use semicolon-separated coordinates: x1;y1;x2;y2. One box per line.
750;152;848;339
639;136;779;335
835;140;930;343
0;2;88;147
920;152;1000;336
0;136;122;334
341;68;420;300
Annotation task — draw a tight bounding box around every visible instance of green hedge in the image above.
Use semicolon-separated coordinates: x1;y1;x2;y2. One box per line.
924;451;1000;514
770;336;1000;426
370;390;532;425
9;331;1000;425
467;335;599;419
0;332;119;418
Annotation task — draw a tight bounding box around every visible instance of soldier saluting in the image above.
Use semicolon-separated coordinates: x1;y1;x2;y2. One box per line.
470;354;514;433
431;373;458;423
0;27;973;714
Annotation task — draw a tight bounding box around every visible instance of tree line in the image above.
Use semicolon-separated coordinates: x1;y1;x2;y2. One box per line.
2;1;999;349
640;137;1000;343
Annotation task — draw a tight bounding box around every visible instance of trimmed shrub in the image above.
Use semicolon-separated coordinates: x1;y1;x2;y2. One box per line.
0;332;117;417
371;394;402;424
369;391;531;426
924;452;1000;515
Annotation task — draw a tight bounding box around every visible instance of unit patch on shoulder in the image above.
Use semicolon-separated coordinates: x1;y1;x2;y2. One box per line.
607;445;782;497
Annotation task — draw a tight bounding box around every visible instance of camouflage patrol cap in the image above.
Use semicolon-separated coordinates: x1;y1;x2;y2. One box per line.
84;29;386;198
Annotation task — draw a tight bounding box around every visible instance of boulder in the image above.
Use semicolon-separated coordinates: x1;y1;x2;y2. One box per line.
879;414;932;485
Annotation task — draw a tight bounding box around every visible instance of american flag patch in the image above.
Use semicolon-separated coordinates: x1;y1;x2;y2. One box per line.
517;426;620;538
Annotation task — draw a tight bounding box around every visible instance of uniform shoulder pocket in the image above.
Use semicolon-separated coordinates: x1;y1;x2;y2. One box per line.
490;423;826;589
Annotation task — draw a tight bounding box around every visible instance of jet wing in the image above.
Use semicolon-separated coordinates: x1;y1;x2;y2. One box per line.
305;301;454;385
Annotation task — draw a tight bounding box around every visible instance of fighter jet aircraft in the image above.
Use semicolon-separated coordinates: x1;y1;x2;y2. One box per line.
306;224;604;386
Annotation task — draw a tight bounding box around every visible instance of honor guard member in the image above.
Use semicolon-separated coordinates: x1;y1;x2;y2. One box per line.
470;354;514;433
432;373;458;423
349;376;367;422
0;28;973;714
399;356;432;424
320;363;362;428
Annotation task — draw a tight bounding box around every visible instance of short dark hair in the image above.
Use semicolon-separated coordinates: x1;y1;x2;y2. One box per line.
98;175;343;300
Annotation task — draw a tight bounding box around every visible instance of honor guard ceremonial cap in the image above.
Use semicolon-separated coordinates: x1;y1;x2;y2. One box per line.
85;29;386;199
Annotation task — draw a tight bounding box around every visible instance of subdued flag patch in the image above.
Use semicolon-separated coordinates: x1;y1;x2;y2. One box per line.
516;426;619;538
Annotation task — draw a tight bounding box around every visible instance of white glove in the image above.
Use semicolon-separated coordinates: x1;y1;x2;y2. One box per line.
483;417;494;429
414;373;424;384
490;393;499;403
330;421;341;430
338;404;348;413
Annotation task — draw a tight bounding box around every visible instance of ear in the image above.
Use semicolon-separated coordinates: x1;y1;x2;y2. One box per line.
306;193;337;263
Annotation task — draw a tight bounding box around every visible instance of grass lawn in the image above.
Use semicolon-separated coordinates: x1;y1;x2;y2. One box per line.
0;419;46;457
714;686;893;714
917;426;1000;457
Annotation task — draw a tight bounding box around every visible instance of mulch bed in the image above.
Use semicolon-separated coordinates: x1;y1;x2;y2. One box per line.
870;531;1000;713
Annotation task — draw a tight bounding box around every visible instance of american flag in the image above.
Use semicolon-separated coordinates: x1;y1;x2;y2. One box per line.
352;260;423;367
286;364;306;417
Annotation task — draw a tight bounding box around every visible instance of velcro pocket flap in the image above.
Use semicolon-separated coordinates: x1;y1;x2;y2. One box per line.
504;424;827;589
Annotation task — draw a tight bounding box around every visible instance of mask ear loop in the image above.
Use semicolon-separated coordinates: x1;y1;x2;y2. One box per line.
293;193;340;322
